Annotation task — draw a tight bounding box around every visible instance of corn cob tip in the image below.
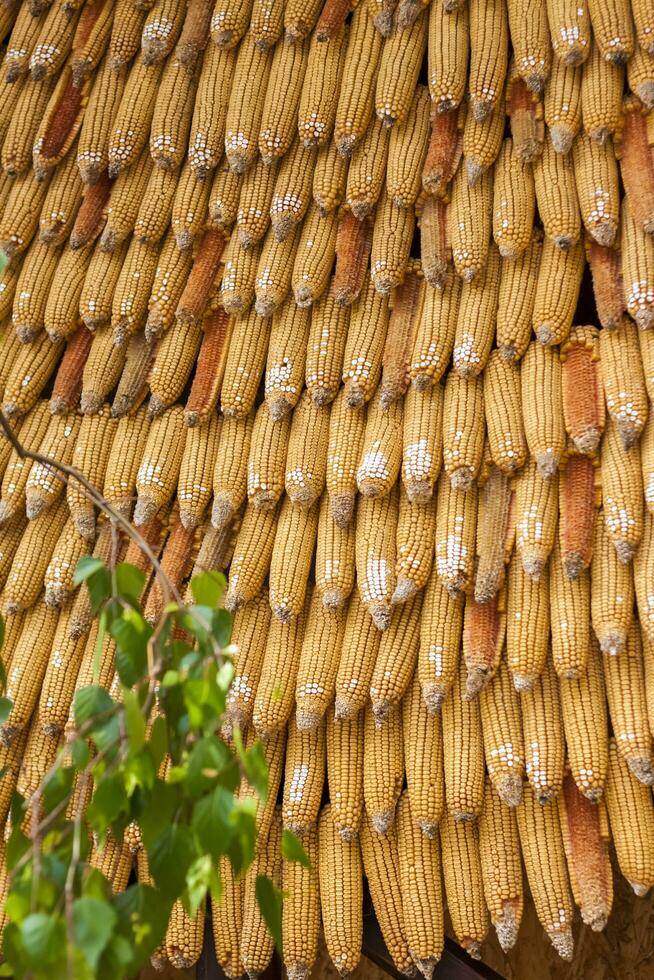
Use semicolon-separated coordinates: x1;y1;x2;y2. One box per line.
73;512;97;541
2;403;20;420
267;396;293;423
372;10;393;35
547;928;574;962
597;630;626;657
179;510;200;531
210;495;235;531
15;325;37;344
450;467;474;491
464;667;488;700
0;501;14;526
45;583;67;609
223;587;244;613
111;398;133;419
294;707;321;731
404;481;433;505
107;160;123;180
420;681;446;713
333;695;355;721
634;83;654;110
411;375;432;394
495;773;523;808
462;941;482;960
471;99;492;125
0;724;17;747
536;325;554;346
465;158;484;186
634;309;654;330
627;757;654;786
629;881;651;897
175;230;194;251
98;228;118;252
25;494;47;520
589;221;618;249
133;496;157;527
416;819;438;840
371;700;391;727
271;602;294;624
371;809;395;834
49;397;71;416
535;450;559;480
391;577;418;606
549;126;575;156
495;903;520;952
254;296;276;319
337;826;358;844
42;720;62;740
563;553;586;580
335;134;356;160
614;540;636;563
80;391;104;415
412;956;438;980
147;395;166;420
370;602;392;632
511;672;536;692
293;285;317;309
150;952;167;971
286;964;310;980
322;588;348;611
474;572;501;606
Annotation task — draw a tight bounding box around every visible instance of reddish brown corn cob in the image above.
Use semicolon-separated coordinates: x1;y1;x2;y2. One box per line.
586;239;624;330
619;98;654;235
558;453;596;578
32;65;88;182
334;4;383;157
69;171;112;249
355;486;399;630
143;514;195;624
522;657;565;802
333;211;373;308
334;589;382;721
474;464;512;604
507;70;545;164
560;641;609;800
440;813;488;959
318;806;363;975
315;0;351;40
175;227;226;327
298;24;347;149
50;326;93;415
184;308;230;426
560;326;602;454
295;585;345;725
605;738;654;896
175;0;212;69
452;246;501;377
479;779;523;951
463;591;506;700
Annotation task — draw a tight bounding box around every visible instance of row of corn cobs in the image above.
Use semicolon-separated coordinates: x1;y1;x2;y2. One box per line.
0;0;652;975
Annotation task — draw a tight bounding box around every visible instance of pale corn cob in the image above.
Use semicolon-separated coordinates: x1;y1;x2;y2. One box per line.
254;224;300;317
492;138;535;259
110;330;154;417
453;246;501;376
211;860;243;980
43;517;88;608
326;391;366;526
618;100;654;235
313;141;349;218
441;658;485;817
434;472;478;597
50;325;94;415
269;498;318;622
221;236;258;315
533;237;584;345
428;0;469;113
133;164;177;245
2;76;57;176
264;298;310;418
544;57;582;152
356;395;402;498
396;791;444;975
605;738;654;895
247;402;290;510
101;150;154;250
550;535;590;677
375;10;427;129
0;170;49;257
572;133;620;247
2;602;59;740
440;813;488;959
410;269;461;388
362;701;403;831
360;816;414;974
600;318;648;449
66;406;116;539
588;0;634;62
39;143;83;243
463;589;506;698
370;190;415;295
370;591;422;720
79;240;129;331
236;157;276;250
108;0;146;69
4;5;43;83
102;408;149;519
603;622;653;784
37;608;85;736
79;326;126;415
345;116;390;219
355;486;399;629
401;383;443;503
479;779;523;951
516;786;575;959
626;44;654;109
3;332;64;419
240;808;282;976
334;4;383;157
12;239;61;342
25;414;81;520
621;196;654;329
187;43;235;179
474;464;512;603
326;712;365;840
602;417;643;562
393;490;436;603
468;0;508;120
506;547;550;688
108;59;163;178
560;640;608;799
111;238;159;346
211;413;252;529
142;0;185;63
146;231;193;340
224;34;271;174
533;136;580;251
546;0;591;65
252;602;307;737
478;655;524;804
295;586;346;725
521;657;564;799
402;670;444;836
336;593;380;722
258;34;308;164
591;511;634;655
175;227;226;327
281;824;320;980
292;203;338;307
581;43;624;143
318;807;363;974
176;415;219;529
134;404;186;525
418;195;450;290
0;403;50;524
483;351;528;473
463;97;506;184
282;715;325;837
334;210;374;308
305;289;349;406
150;57;196;172
560;325;604;455
298;26;348;150
223;589;270;732
418;564;463;710
268;140;314;242
442;372;484;487
220;309;270;419
514;460;560;582
521;342;565;477
449;166;492;282
29;2;81;79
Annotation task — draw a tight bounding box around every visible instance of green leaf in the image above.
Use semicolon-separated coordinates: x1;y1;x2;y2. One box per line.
190;571;225;608
74;686;114;728
72;898;116;970
111;612;151;688
114;563;145;603
20;913;58;963
0;696;11;725
255;875;283;955
74;557;110;613
192;786;234;861
122;689;145;751
70;737;90;770
281;830;310;868
239;739;268;802
87;775;128;837
148;825;195;896
138;779;177;850
212;608;232;648
113;885;171;971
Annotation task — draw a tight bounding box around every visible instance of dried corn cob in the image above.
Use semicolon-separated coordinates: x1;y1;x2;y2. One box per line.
550;536;590;677
29;2;81;80
0;402;51;524
224;34;271;174
483;351;527;473
223;588;270;732
3;505;66;616
442;372;484;487
356;395;402;499
150;56;197;171
410;269;461;388
176;0;212;69
463;590;506;698
333;211;372;308
175;227;226;327
325;712;364;842
111;238;159;346
546;0;591;65
12;239;61;342
100;151;153;249
626;44;654;109
452;246;501;377
544;57;582;152
428;0;469;113
313;141;348;217
401;383;443;503
142;0;184;63
211;413;252;528
2;76;56;176
259;35;308;164
134;404;186;524
396;791;444;975
39;143;83;243
44;518;88;608
292;203;338;307
422;105;463;196
184;308;230;424
220;308;270;419
132;162;176;245
442;657;485;817
282;823;320;979
295;587;345;725
572;133;620;247
252;601;307;737
363;701;403;831
187;43;235;179
600;318;648;448
492;138;535;258
474;464;512;603
235;158;276;250
478;654;524;804
223;504;277;609
418;565;463;710
221;236;258;315
305;289;349;406
603;622;653;784
507;70;545;163
602;417;643;562
326;390;366;526
80;239;130;332
360;815;414;973
435;471;478;597
254;224;300;316
618;100;654;235
506;547;550;688
264;298;310;418
4;5;43;83
80;326;126;414
581;44;623;143
533;134;580;248
24;411;81;520
508;0;551;92
102;407;149;519
355;486;399;629
591;511;634;655
211;860;243;980
66;406;115;539
318;806;363;974
370;591;422;720
588;0;634;62
621;196;654;329
558;455;596;576
586;240;624;330
468;0;508;121
402;671;444;836
479;778;523;950
269;498;318;622
393;490;436;603
449;165;492;283
521;657;564;799
643;412;654;513
521;342;565;477
146;231;194;340
298;26;347;150
285;391;330;508
440;814;488;959
108;59;163;177
560;641;608;800
50;325;93;415
282;714;325;836
3;332;64;419
418;195;450;290
176;415;219;529
605;738;654;895
375;9;427;128
108;0;146;69
247;402;290;510
32;66;87;181
0;170;49;258
334;589;381;720
533;237;584;346
334;4;383;157
69;172;111;250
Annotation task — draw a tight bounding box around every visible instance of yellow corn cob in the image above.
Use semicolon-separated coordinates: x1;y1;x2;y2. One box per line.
108;0;145;69
334;588;382;719
521;342;564;477
533;134;580;249
2;75;57;176
355;486;399;630
484;351;528;473
453;246;501;376
132;163;177;245
468;0;508;121
533;236;584;345
37;608;85;737
370;191;415;295
401;671;443;836
507;70;545;163
79;326;126;414
295;586;346;725
282;823;320;979
264;298;310;418
211;859;243;980
549;784;627;944
396;791;444;975
252;600;307;737
224;503;277;610
621;196;654;329
134;404;186;524
16;712;61;816
507;0;551;93
435;472;478;596
506;546;549;688
442;658;485;818
38;144;82;244
247;402;290;510
240;808;282;974
188;45;235;179
220;309;270;419
602;416;643;562
2;332;64;419
375;10;427;128
100;150;153;250
325;396;365;526
550;535;590;677
442;372;485;488
4;5;42;83
318;806;363;973
418;564;464;711
356;395;402;499
1;601;59;742
101;408;149;520
42;243;92;343
478;655;524;804
305;288;349;406
223;589;270;732
285;391;330;508
360;815;414;974
89;834;132;896
165;900;205;971
150;56;196;171
626;42;654;108
463;96;506;184
546;0;591;65
211;413;252;528
572;133;620;247
440;813;488;959
591;510;634;656
251;0;284;48
224;33;271;175
345;116;390;219
176;415;220;529
69;0;119;84
0;170;48;258
479;778;523;951
449;166;492;283
521;657;564;800
235;158;276;250
500;242;544;364
427;0;469;113
325;712;364;842
210;0;252;47
0;403;50;524
393;490;435;603
369;591;422;721
12;239;60;342
254;223;300;317
67;521;124;640
334;4;383;157
560;641;608;799
313;141;348;218
632;0;654;53
112;238;160;346
297;26;348;150
581;43;624;143
492;137;536;258
401;383;443;504
410;269;461;388
268;140;314;243
66;407;116;539
342;276;390;407
146;230;194;340
79;240;129;331
543;57;582;152
269;498;318;623
108;59;163;178
29;2;80;80
292;203;338;307
0;258;20;325
643;412;654;513
282;714;325;837
605;738;654;895
517;785;575;960
142;0;185;63
284;0;324;39
258;35;308;164
588;0;634;62
221;236;259;315
43;517;88;608
363;701;403;831
640;329;654;403
604;622;654;784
